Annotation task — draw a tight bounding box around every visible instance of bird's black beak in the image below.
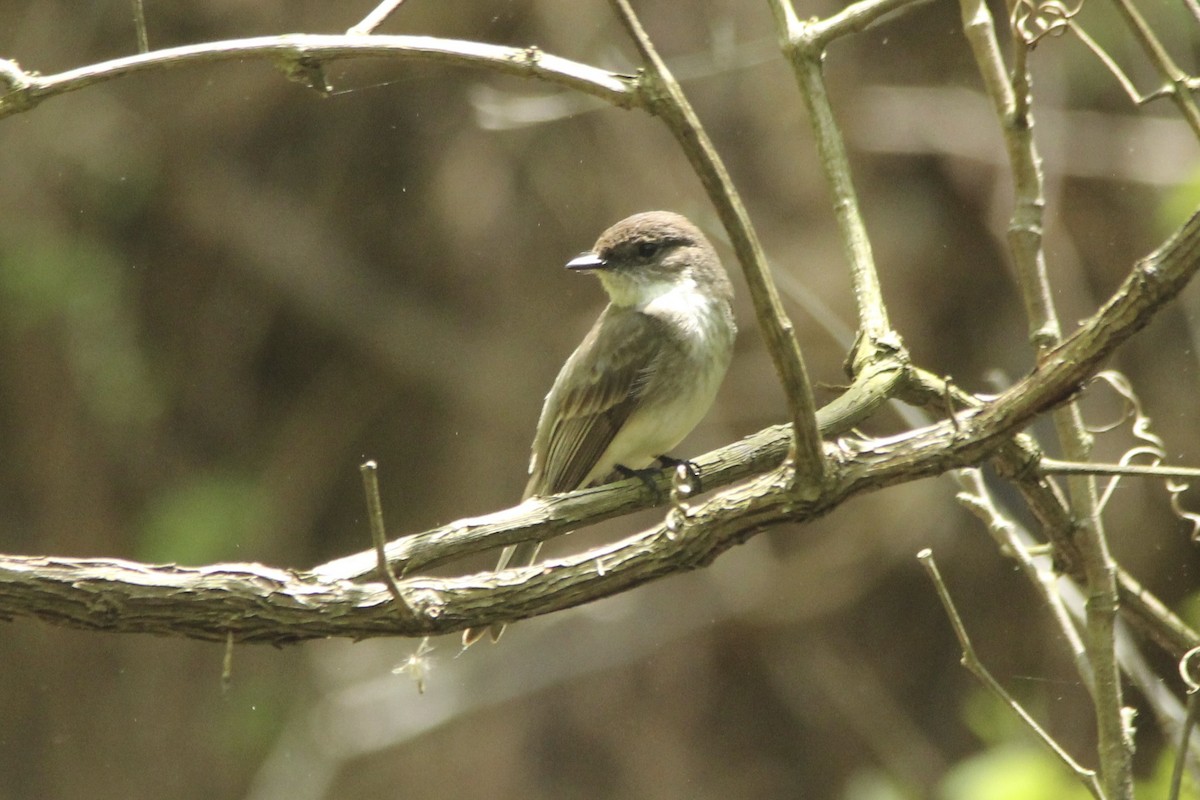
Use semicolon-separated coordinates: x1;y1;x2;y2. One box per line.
565;251;606;271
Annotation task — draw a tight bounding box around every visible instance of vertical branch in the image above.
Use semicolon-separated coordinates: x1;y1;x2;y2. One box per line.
965;0;1060;352
961;0;1133;794
608;0;825;487
132;0;150;54
767;0;895;365
360;461;414;616
1068;473;1131;800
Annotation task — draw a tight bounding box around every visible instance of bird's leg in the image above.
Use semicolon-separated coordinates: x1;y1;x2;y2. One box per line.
614;463;666;501
614;456;702;501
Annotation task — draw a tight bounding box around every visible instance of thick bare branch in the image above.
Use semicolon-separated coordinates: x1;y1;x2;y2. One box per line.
0;426;1008;644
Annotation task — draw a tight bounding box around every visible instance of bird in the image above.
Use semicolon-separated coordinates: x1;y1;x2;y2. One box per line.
463;210;737;645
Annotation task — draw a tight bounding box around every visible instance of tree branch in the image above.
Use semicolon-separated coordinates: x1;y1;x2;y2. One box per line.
0;34;639;120
769;0;895;345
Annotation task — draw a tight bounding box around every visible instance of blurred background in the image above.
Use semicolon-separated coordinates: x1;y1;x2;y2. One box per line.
2;0;1199;798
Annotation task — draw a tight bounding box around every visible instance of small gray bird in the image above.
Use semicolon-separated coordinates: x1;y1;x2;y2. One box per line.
464;211;737;645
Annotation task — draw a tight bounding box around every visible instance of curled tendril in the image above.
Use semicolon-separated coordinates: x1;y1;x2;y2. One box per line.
1011;0;1085;46
1084;372;1200;538
1088;371;1165;447
1179;646;1200;693
1166;480;1200;542
1096;445;1165;514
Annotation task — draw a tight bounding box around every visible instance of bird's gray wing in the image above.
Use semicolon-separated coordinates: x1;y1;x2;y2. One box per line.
525;306;665;498
465;308;665;645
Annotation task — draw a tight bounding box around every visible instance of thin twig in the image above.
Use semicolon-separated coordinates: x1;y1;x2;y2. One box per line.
1116;570;1200;661
1054;381;1128;797
804;0;931;47
955;469;1095;695
1184;0;1200;24
1070;23;1150;107
221;629;234;692
360;460;412;614
607;0;825;487
1040;459;1200;480
1019;8;1128;774
348;0;408;35
918;550;1105;799
1105;0;1200;138
1049;460;1130;800
132;0;150;54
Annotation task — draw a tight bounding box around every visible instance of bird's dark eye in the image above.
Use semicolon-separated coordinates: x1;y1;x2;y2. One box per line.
637;241;659;258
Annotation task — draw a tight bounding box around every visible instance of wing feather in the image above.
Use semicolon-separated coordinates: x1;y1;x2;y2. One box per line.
525;306;664;497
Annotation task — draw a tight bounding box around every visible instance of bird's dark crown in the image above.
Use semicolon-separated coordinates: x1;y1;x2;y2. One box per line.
593;211;705;270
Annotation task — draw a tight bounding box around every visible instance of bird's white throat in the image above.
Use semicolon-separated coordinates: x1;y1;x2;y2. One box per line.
601;274;706;314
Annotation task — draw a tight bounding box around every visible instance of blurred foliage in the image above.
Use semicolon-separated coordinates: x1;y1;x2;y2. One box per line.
1138;743;1200;800
937;744;1094;800
1164;165;1200;235
136;471;265;564
962;684;1047;747
0;235;163;436
842;769;915;800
